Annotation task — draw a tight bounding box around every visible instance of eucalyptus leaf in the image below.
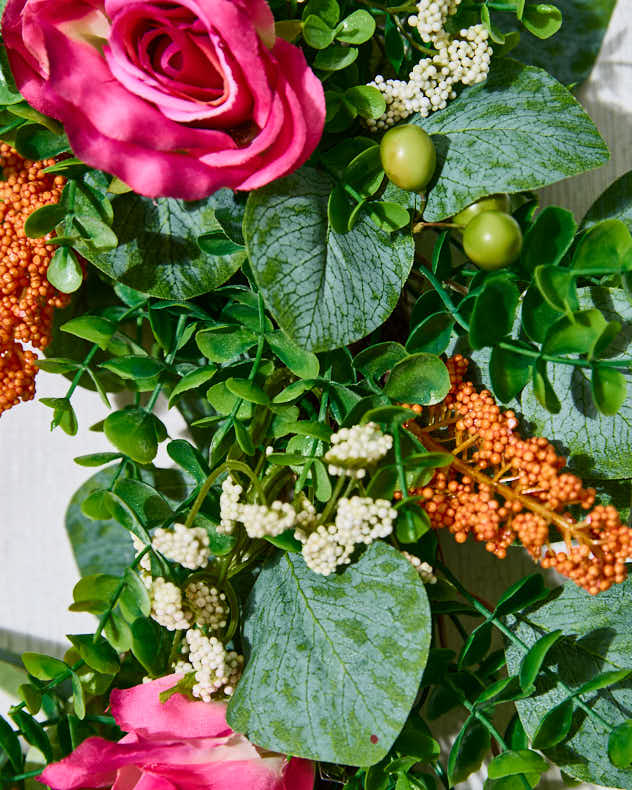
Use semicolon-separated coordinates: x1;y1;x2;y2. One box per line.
79;195;246;299
227;542;431;765
414;60;608;221
244;167;413;351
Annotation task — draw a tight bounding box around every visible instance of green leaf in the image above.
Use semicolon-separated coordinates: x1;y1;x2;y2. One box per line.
576;669;632;696
469;277;520;350
18;684;42;716
520;288;632;477
74;215;118;250
583;170;632;233
100;356;163;380
10;710;52;762
103;611;133;653
66;467;135;578
385;354;450;405
521;285;560;344
71;672;86;720
47;247;83;294
234;419;255;455
591;367;627;416
519;630;564;690
354;342;408;379
534;265;578;314
24;203;67;238
335;9;375;43
168;366;216;406
414;60;608;221
542;309;607;356
521;206;576;272
384;14;405;72
313;45;358;71
459;621;493;667
197;229;243;256
505;577;632;786
0;45;22;105
226;377;269;405
196;326;257;362
531;699;574;748
227;543;431;765
61;315;117;350
609;721;632;768
447;718;491;784
244;167;413;351
367;202;410;233
489;344;533;402
130;617;167;677
521;3;562;38
487;750;548;779
74;452;122;467
0;713;22;772
265;330;320;379
114;478;172;527
531;360;561;414
14;123;69;159
166;439;208;484
104;408;158;465
572;219;632;274
21;653;67;681
72;573;120;613
407;313;453;355
67;635;120;675
303;14;335;48
79;195;246;299
494;574;546;616
345;86;386;120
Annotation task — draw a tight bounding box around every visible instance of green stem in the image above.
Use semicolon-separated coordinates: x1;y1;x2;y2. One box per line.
65;344;99;401
446;675;509;749
184;463;231;529
318;475;347;525
294;387;330;495
93;546;151;642
146;314;187;411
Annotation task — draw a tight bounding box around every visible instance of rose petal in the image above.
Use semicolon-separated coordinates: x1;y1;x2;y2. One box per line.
110;676;233;740
282;757;315;790
141;760;285;790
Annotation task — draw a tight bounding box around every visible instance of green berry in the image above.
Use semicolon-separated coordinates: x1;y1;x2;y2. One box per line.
380;125;436;192
453;194;511;228
463;210;523;270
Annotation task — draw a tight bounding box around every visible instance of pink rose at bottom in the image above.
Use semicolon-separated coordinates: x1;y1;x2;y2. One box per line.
39;675;314;790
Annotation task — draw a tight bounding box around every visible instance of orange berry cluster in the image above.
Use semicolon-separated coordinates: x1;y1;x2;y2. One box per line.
405;355;631;595
0;145;69;416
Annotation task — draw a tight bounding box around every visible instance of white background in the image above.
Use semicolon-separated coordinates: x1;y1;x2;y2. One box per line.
1;4;631;785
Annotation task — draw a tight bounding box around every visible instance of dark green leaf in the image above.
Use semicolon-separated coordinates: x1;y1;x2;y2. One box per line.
226;377;269;405
407;313;453;355
519;630;564;690
168;366;216;406
104;409;158;465
447;718;491;784
79;195;246;299
576;669;632;696
100;356;163;380
459;621;493;667
591;366;627;416
521;206;576;272
532;360;561;414
469;277;520;350
303;14;335;48
21;653;67;681
10;710;52;762
61;315;117;350
196;326;257;363
0;714;22;772
521;284;566;343
385;354;451;405
71;672;86;720
489;345;533;402
335;9;375;43
24;203;67;238
495;574;546;616
487;750;548;779
572;220;632;274
532;699;574;748
67;634;120;675
609;721;632;768
265;331;320;379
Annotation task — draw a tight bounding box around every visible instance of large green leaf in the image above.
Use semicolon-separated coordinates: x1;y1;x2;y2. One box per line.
227;542;431;765
509;0;616;86
80;195;246;299
66;465;192;576
505;578;632;787
519;288;632;479
244;167;414;351
415;60;608;221
582;170;632;233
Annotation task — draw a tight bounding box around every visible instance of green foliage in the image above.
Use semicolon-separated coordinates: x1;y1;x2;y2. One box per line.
415;60;608;221
505;577;632;787
227;543;431;765
80;195;246;299
244;167;414;351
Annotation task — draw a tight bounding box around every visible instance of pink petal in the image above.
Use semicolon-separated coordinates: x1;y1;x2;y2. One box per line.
141;760;285;790
110;676;233;740
283;757;315;790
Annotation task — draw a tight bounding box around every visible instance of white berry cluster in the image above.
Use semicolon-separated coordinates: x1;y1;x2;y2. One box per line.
324;422;393;479
149;577;191;631
402;551;437;584
219;476;311;539
297;496;396;576
151;524;210;570
185;628;244;701
367;0;492;129
184;581;228;630
219;476;243;534
238;501;297;539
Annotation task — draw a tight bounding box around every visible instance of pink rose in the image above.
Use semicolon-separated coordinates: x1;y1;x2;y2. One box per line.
39;675;314;790
2;0;325;199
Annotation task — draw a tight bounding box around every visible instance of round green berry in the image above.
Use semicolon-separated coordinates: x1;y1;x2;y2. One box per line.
380;125;437;192
453;194;511;228
462;210;523;270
